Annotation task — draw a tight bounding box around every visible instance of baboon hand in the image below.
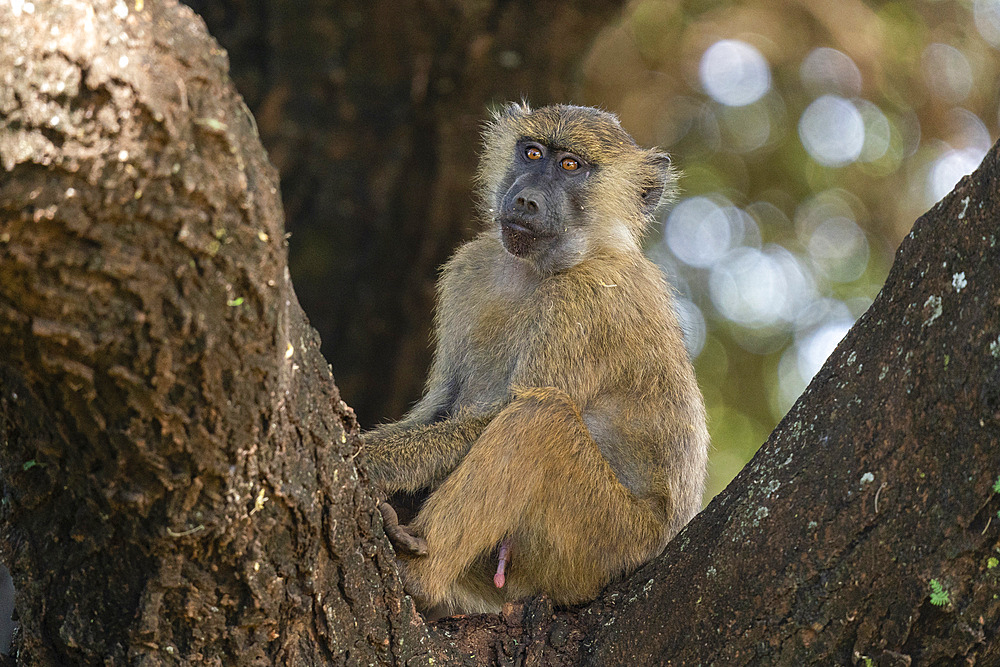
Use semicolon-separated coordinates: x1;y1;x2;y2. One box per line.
378;501;428;556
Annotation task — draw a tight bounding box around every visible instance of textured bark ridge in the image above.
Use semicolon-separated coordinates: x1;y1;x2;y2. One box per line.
0;2;424;664
2;1;999;666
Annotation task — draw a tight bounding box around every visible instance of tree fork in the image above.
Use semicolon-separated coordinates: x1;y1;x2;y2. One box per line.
1;1;999;665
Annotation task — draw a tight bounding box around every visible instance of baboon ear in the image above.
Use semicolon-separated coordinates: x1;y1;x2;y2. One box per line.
641;152;674;212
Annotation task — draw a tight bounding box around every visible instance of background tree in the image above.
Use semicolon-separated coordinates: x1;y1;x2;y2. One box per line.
1;0;999;665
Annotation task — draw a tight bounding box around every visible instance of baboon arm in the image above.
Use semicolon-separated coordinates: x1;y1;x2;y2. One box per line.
363;412;497;494
404;387;666;608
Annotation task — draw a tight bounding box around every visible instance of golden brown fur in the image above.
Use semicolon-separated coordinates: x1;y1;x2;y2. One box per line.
364;102;708;615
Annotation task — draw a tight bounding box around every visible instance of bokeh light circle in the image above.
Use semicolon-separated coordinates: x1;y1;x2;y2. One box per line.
927;147;987;204
799;95;865;167
855;100;891;163
665;196;736;268
974;0;1000;47
673;298;707;359
800;47;862;97
699;39;771;107
708;246;815;329
806;217;870;283
922;43;973;103
796;318;854;382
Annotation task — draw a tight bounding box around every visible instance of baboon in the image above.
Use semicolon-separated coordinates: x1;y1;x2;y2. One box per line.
364;102;708;615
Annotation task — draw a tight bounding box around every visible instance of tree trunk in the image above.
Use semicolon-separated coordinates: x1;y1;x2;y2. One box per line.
0;2;422;664
2;1;998;666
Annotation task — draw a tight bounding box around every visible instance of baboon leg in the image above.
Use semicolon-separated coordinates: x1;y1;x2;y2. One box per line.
405;387;666;610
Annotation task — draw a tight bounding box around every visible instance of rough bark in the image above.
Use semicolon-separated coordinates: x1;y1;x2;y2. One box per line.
2;1;999;666
181;0;628;425
0;2;423;664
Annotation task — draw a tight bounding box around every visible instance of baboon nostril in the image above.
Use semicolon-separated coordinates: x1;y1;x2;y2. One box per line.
508;187;545;218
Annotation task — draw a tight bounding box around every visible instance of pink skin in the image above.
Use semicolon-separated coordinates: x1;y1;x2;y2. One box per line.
494;538;512;588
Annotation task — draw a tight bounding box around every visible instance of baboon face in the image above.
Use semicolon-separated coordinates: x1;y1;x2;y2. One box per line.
479;103;675;275
496;139;591;260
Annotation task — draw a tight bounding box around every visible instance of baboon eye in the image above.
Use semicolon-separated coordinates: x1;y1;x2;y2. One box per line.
525;146;543;160
560;157;580;171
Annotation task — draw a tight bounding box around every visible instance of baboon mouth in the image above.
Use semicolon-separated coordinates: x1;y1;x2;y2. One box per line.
499;219;554;257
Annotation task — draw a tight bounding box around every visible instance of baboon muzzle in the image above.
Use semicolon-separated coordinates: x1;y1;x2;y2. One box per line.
499;186;554;257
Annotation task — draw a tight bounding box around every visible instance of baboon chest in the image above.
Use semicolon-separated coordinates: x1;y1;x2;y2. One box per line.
444;286;548;413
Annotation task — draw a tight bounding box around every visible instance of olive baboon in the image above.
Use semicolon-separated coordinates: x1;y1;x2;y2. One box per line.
364;103;708;615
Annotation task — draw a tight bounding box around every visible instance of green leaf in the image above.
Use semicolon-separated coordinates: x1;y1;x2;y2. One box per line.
929;579;950;607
